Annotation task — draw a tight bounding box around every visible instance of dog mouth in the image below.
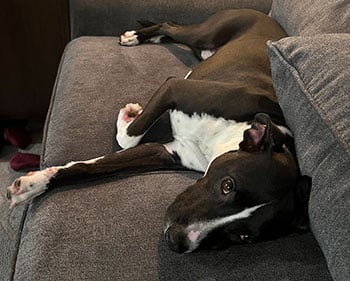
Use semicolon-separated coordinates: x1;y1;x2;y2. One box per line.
164;224;192;253
164;203;267;253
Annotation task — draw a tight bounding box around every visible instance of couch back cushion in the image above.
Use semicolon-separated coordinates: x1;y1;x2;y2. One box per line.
271;0;350;36
69;0;272;38
268;34;350;281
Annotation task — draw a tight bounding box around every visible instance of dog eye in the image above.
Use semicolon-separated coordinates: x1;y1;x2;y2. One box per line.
221;178;235;195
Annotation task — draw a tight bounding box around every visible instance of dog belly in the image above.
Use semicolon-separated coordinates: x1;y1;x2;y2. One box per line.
166;110;250;172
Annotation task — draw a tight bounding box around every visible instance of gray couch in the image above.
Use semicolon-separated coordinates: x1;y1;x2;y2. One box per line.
11;0;349;280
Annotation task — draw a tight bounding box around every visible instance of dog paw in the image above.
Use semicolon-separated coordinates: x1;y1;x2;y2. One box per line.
119;31;140;46
6;168;57;208
119;103;143;123
116;103;144;149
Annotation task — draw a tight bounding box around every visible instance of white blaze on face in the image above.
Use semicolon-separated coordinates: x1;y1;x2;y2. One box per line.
184;203;267;252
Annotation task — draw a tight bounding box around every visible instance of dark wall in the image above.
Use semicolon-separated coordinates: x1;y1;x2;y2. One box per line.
0;0;70;120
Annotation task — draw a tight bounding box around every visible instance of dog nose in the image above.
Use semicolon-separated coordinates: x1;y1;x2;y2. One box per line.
164;225;189;253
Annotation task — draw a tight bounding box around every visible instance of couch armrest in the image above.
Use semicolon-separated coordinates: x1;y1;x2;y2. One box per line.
69;0;272;38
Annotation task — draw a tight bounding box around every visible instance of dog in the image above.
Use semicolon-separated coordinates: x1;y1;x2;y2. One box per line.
6;9;311;253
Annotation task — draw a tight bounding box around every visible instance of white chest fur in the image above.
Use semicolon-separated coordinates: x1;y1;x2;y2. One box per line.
165;110;250;172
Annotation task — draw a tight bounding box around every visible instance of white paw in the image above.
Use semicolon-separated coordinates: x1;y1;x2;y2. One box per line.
116;103;144;149
119;103;143;123
119;31;140;46
6;168;57;208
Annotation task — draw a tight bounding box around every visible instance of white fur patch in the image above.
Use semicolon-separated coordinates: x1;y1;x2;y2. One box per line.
116;103;144;149
120;30;140;46
165;110;250;172
7;156;105;208
277;125;293;137
147;35;165;44
64;156;105;168
184;70;192;79
185;203;267;252
7;168;57;208
165;139;209;172
201;50;216;60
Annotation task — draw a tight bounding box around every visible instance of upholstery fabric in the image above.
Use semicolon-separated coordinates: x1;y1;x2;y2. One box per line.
15;36;334;281
13;0;344;277
69;0;272;38
271;0;350;36
268;34;350;281
41;37;198;168
14;172;332;281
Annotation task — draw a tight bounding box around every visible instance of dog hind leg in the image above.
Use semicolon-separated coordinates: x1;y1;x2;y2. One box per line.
120;10;250;50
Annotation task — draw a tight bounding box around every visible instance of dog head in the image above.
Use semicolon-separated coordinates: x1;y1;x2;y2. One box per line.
164;113;310;253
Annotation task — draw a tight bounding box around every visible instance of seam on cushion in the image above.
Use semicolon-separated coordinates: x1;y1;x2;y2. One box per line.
40;41;71;169
9;204;29;281
113;169;201;178
79;170;202;184
269;42;349;154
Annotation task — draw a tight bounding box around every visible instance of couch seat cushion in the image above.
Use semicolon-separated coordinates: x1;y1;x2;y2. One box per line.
42;37;198;167
14;172;333;281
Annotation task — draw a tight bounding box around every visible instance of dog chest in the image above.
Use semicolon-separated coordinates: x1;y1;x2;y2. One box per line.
169;110;250;165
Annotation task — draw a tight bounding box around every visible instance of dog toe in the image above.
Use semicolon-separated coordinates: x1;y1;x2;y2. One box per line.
119;31;140;46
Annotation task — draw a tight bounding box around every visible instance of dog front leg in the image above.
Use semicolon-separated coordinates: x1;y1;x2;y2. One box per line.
6;143;182;208
116;77;182;149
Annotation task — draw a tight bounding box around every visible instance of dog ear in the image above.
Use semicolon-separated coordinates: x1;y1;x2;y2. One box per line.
294;176;312;232
239;113;287;152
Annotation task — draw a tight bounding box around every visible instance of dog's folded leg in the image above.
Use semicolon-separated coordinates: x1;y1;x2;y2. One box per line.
6;143;183;208
116;77;181;146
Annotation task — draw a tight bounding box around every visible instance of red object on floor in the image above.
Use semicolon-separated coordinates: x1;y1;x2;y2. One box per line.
4;127;32;149
10;153;40;171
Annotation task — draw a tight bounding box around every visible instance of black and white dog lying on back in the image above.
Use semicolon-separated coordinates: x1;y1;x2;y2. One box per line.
7;9;311;253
